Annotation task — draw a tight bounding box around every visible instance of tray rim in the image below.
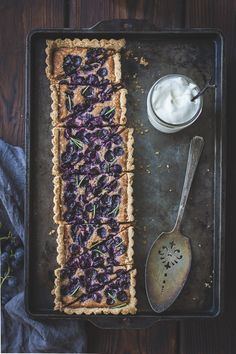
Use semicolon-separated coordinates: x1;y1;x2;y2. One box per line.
25;27;226;322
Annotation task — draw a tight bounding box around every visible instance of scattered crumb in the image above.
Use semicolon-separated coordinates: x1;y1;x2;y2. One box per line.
206;168;210;172
146;164;150;168
133;73;137;79
198;243;202;247
192;297;197;301
144;129;149;133
134;56;139;61
155;151;160;155
166;164;170;169
140;56;149;66
204;282;211;289
49;230;56;235
146;169;151;174
169;189;172;192
143;225;147;232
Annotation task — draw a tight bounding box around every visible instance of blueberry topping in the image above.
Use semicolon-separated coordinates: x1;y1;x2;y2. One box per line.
105;150;115;163
85;268;98;281
68;243;80;255
63;55;82;76
92;292;102;303
97;67;108;77
112;164;122;174
79;293;90;302
114;147;124;157
106;297;115;305
97;227;107;238
61;152;71;164
86;74;99;86
97;272;108;283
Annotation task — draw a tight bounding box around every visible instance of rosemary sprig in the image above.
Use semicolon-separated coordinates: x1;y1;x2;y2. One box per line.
81;86;89;95
70;137;83;149
94;249;105;256
107;204;119;216
0;265;11;288
92;205;96;219
77;175;86;188
111;303;128;309
115;239;124;249
107;292;117;301
89;240;103;249
69;284;82;297
105;107;115;116
0;231;12;241
67;95;73;111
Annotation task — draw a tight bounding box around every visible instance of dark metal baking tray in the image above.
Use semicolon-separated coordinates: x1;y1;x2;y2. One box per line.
25;20;225;328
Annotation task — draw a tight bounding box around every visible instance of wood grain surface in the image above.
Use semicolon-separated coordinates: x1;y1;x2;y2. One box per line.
1;1;236;353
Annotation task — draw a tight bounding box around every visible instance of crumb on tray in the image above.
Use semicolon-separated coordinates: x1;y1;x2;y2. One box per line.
139;56;149;66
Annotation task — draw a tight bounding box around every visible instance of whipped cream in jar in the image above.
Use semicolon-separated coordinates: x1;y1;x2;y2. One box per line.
147;74;203;133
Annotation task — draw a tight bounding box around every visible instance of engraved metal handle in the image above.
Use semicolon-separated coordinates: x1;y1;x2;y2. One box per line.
173;136;204;232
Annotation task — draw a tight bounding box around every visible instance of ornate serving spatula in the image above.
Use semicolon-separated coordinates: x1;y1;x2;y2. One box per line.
145;136;204;313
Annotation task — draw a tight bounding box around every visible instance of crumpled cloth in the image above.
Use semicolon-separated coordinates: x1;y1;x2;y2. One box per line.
0;139;87;353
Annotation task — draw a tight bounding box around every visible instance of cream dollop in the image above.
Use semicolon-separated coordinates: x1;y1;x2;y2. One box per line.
151;76;201;125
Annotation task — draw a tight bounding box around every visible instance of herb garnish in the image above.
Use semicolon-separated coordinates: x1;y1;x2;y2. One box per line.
107;204;119;216
105;107;115;116
115;239;124;249
107;292;117;301
0;265;11;288
70;137;83;149
81;86;89;95
92;205;96;218
67;95;73;111
69;284;82;297
94;249;105;256
111;303;128;309
77;175;86;188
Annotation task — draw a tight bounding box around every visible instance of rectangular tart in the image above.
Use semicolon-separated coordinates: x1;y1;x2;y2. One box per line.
47;38;137;315
53;173;134;224
54;265;137;315
52;126;134;176
51;83;127;126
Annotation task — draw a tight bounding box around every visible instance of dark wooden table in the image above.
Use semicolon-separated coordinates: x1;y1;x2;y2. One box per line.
1;1;236;353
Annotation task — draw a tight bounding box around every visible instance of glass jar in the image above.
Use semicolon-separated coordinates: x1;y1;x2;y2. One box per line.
147;74;203;133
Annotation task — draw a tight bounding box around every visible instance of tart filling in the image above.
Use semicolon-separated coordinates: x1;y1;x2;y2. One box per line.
56;223;134;265
52;126;134;176
54;83;127;126
53;173;134;224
